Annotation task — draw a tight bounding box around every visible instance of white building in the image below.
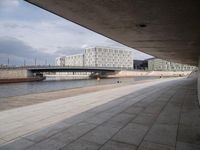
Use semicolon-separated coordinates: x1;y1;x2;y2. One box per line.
148;58;196;71
56;47;133;69
56;54;84;67
84;47;133;69
64;54;84;67
55;56;65;66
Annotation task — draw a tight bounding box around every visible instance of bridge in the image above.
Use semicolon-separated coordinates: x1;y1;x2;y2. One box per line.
0;66;123;79
26;66;122;73
28;66;122;77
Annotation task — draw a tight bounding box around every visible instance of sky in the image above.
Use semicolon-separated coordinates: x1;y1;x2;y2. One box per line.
0;0;152;66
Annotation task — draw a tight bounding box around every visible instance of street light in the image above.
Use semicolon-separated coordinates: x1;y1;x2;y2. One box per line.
35;58;37;66
24;59;26;66
7;57;9;66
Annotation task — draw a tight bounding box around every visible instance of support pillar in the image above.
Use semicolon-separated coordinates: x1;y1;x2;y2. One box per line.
198;57;200;104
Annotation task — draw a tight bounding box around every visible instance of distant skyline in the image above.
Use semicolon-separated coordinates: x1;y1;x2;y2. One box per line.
0;0;152;66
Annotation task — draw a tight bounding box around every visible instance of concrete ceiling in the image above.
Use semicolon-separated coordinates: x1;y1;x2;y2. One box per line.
26;0;200;66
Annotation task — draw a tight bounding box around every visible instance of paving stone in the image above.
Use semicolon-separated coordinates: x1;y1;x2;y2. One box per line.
150;101;166;107
144;124;178;146
81;123;121;145
62;139;100;150
105;106;124;115
112;123;149;146
161;104;181;116
51;122;96;144
63;112;93;125
49;130;76;145
177;125;200;145
138;140;175;150
143;105;163;115
0;138;34;150
183;99;199;109
181;106;199;113
134;101;151;108
24;122;71;142
124;106;144;114
132;113;157;126
86;103;113;114
105;105;128;115
0;139;6;145
100;140;137;150
109;113;135;125
176;141;200;150
157;97;170;102
85;112;115;125
180;110;200;127
168;101;182;107
156;113;180;125
101;119;127;129
28;138;66;150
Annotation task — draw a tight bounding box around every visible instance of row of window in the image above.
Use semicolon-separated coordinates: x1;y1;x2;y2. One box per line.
85;48;131;54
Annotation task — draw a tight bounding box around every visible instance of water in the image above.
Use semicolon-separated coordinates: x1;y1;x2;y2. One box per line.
0;76;158;98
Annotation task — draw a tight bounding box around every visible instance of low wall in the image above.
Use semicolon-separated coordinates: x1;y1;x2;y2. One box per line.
0;69;33;79
107;70;192;78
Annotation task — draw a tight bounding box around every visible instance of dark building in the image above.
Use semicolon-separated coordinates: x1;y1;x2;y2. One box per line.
133;60;148;70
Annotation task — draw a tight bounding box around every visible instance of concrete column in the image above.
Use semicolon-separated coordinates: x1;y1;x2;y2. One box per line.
0;69;33;79
198;57;200;104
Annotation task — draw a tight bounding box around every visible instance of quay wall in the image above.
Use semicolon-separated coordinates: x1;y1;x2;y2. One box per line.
0;69;33;79
107;70;192;77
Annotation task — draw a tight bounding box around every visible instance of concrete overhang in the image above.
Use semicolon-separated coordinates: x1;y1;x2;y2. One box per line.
26;0;200;66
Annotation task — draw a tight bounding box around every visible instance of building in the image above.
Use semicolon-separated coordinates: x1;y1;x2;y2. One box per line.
148;58;195;71
64;54;84;67
84;47;133;69
55;57;65;66
133;60;148;70
56;47;133;69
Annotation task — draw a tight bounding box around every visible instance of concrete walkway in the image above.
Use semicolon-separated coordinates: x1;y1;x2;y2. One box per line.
0;78;199;150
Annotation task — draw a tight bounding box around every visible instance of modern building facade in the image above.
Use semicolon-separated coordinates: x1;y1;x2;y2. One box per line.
56;47;133;69
134;60;148;70
148;58;195;71
55;57;65;66
64;54;84;67
84;47;133;69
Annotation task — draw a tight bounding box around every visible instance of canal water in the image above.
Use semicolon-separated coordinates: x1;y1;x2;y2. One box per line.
0;76;158;98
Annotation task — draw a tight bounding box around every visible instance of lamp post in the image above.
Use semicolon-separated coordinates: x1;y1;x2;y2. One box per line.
35;58;37;66
7;57;9;66
24;59;26;66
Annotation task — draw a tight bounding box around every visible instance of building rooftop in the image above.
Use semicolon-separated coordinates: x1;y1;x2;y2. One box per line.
85;46;133;52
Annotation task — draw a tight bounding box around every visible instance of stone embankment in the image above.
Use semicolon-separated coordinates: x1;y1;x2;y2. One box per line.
108;70;192;78
0;69;33;79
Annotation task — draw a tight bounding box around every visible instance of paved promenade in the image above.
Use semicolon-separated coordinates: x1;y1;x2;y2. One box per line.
0;78;199;150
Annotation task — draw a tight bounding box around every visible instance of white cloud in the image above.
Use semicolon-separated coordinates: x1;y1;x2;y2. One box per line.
0;0;153;65
81;44;88;49
0;0;19;10
0;18;152;61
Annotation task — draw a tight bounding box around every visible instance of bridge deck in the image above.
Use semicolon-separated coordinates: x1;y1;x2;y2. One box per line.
27;66;121;73
0;78;199;150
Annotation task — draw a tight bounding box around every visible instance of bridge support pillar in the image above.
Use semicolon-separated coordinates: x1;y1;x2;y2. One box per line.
0;69;33;79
